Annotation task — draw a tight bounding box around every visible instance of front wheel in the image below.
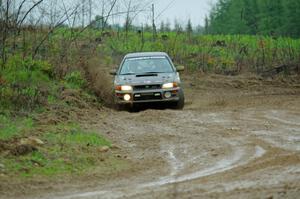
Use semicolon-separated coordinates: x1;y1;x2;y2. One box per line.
174;89;185;110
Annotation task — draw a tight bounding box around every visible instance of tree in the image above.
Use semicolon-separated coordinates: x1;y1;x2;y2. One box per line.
207;0;300;37
195;25;204;34
165;19;171;32
159;20;165;32
282;0;300;37
242;0;259;34
144;23;152;32
204;15;209;34
91;15;106;29
0;0;46;64
258;0;284;35
186;18;193;35
174;18;183;32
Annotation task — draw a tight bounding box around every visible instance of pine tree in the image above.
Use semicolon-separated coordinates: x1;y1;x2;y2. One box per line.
243;0;259;34
196;25;204;34
207;0;300;37
225;0;249;34
204;15;209;34
258;0;284;35
174;19;183;32
283;0;300;37
186;18;193;35
165;19;171;32
160;21;165;32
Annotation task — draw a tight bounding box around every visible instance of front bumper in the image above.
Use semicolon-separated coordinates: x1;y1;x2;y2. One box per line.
115;88;180;104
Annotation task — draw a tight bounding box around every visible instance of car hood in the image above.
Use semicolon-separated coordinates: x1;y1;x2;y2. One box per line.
115;73;179;85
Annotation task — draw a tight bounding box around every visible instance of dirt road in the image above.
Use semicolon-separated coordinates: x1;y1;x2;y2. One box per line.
37;74;299;199
5;74;300;199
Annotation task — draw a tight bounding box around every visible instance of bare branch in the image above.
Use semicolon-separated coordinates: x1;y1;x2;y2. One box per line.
17;0;44;27
15;0;27;23
72;8;148;41
103;0;118;30
33;4;80;58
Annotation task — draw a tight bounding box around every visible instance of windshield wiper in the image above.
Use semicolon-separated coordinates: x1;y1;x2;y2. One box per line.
121;72;167;75
143;72;166;74
121;73;135;75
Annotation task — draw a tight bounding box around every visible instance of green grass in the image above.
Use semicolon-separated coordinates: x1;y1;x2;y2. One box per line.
3;27;300;76
102;32;300;72
0;54;93;111
64;71;87;89
44;123;111;147
0;115;34;141
0;55;56;111
47;28;299;73
0;122;120;178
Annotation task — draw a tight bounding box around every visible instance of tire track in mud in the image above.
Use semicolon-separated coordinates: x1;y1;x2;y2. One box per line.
54;107;300;199
140;144;266;188
58;145;266;199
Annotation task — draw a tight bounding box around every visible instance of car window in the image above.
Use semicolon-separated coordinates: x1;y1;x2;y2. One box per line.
120;56;174;75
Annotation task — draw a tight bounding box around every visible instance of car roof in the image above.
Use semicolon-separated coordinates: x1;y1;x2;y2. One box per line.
124;52;169;59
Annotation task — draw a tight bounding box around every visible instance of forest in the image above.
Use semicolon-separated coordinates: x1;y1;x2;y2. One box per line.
207;0;300;37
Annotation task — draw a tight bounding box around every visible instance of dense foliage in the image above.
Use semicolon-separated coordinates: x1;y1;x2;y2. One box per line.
207;0;300;38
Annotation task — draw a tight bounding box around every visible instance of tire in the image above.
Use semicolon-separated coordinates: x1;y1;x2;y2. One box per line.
174;89;185;110
129;104;140;112
115;103;123;111
114;97;126;111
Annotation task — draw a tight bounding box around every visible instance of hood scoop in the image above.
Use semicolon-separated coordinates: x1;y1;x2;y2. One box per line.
136;73;158;77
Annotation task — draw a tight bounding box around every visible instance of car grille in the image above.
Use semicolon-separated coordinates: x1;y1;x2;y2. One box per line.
133;93;162;101
133;84;161;91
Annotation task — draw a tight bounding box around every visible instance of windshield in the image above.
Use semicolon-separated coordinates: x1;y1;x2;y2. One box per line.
120;56;174;75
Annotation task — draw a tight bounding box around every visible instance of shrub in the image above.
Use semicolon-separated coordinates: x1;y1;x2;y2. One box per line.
0;55;55;111
64;71;87;89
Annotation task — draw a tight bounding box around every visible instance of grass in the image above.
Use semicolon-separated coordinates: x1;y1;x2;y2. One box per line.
43;123;111;148
64;71;87;89
3;27;300;78
0;115;34;141
107;32;300;72
0;55;55;111
0;52;110;178
0;54;93;112
0;122;123;178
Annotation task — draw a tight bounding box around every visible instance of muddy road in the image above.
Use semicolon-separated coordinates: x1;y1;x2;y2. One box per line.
38;74;299;199
7;75;300;199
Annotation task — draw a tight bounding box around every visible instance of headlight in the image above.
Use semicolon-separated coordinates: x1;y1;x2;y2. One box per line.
121;85;133;91
115;85;133;91
162;82;178;89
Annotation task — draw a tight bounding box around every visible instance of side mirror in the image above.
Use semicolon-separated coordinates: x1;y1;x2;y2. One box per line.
109;69;117;75
176;65;185;72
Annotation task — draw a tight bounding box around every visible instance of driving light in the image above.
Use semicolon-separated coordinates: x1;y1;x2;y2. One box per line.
121;85;133;91
164;92;172;98
124;94;131;101
162;82;178;89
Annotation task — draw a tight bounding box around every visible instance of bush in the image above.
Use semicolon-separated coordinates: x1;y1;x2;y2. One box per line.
64;71;87;89
3;56;52;83
0;56;55;111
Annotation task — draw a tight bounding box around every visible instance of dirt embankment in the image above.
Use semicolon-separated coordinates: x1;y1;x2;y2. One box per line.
1;73;300;199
